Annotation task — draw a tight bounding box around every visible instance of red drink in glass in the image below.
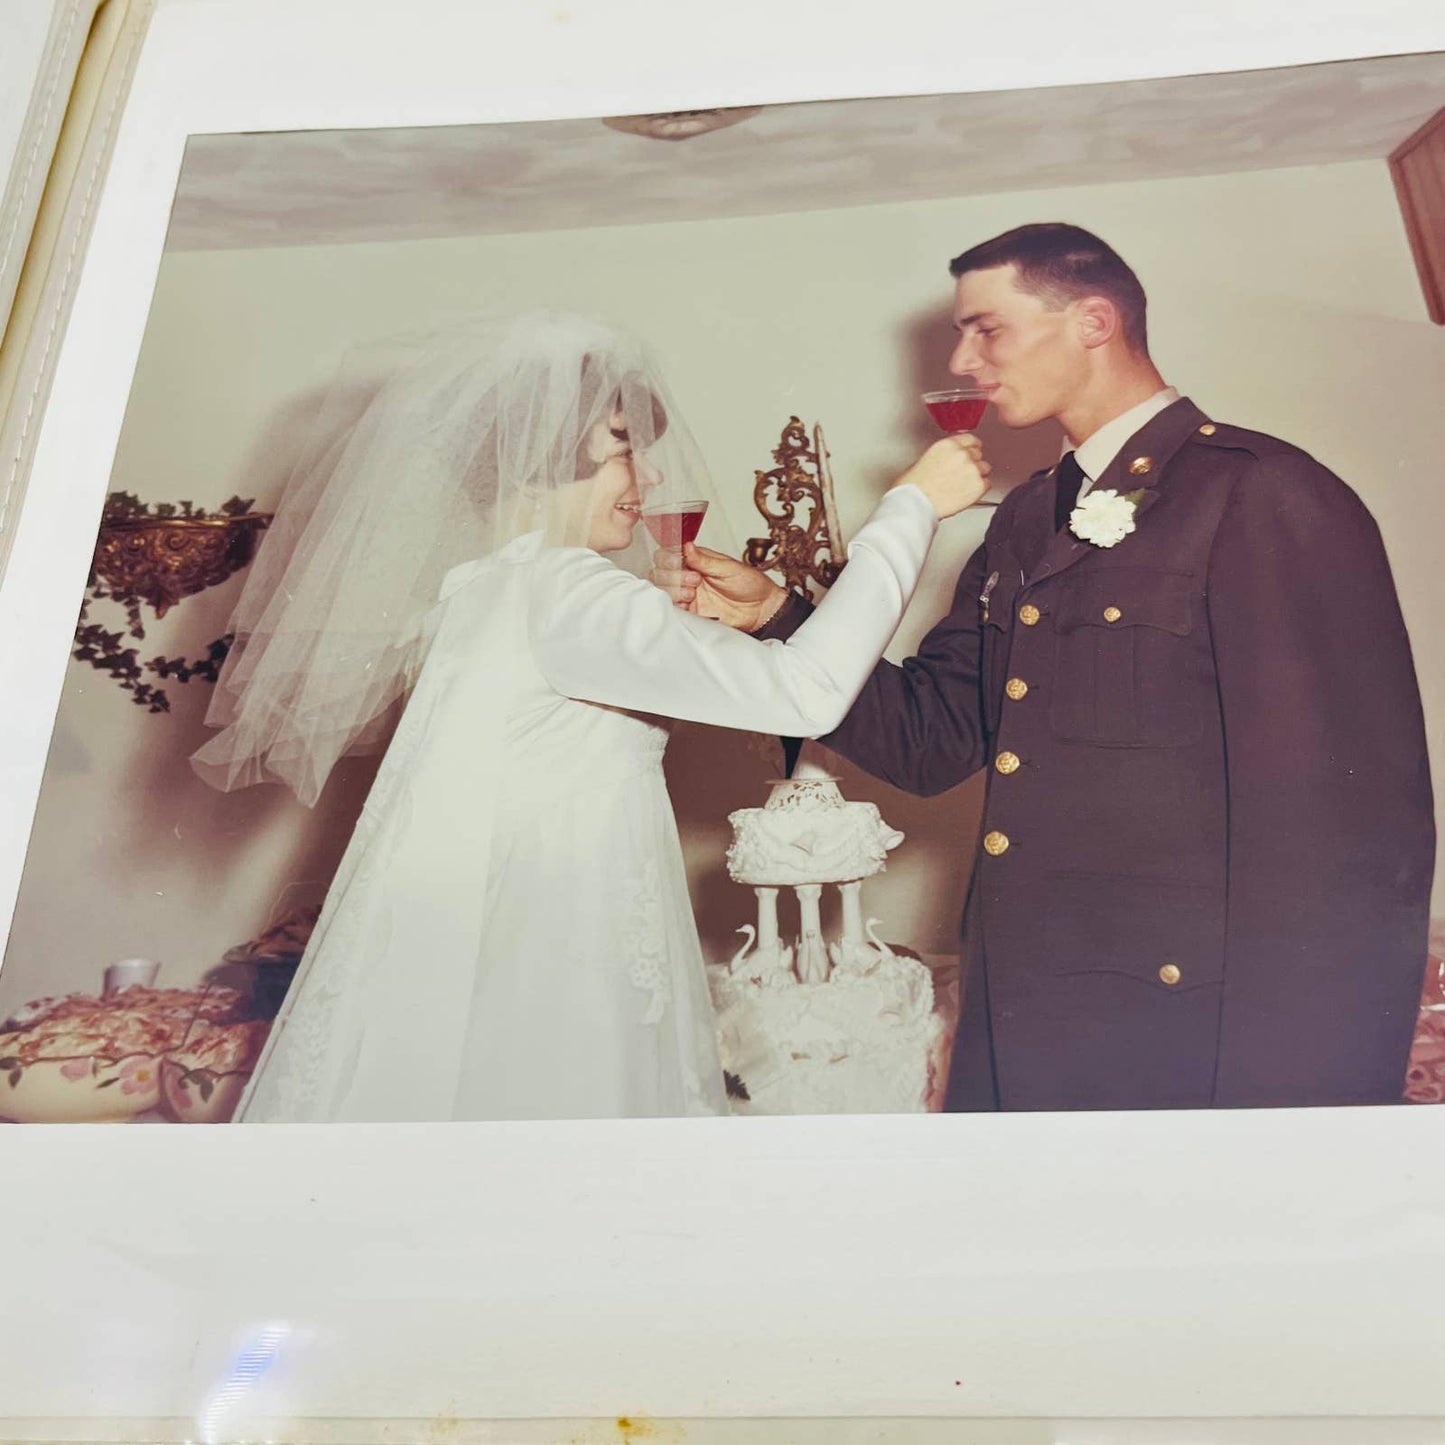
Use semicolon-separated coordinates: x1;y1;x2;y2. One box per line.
642;499;708;549
924;395;987;431
922;387;990;433
920;386;998;508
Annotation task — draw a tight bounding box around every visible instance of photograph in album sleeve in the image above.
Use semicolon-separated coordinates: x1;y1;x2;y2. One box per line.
2;53;1444;1122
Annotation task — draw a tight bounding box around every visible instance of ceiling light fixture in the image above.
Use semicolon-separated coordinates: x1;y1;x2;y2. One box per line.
601;106;763;141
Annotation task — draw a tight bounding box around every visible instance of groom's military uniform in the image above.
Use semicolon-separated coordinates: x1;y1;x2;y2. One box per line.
761;397;1434;1110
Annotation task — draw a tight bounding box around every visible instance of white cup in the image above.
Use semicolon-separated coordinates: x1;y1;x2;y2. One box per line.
103;958;159;996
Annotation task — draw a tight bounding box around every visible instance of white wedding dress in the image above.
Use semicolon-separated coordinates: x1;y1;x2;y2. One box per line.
237;485;936;1122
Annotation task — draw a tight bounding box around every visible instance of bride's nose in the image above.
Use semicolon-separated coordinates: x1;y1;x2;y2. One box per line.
634;455;663;490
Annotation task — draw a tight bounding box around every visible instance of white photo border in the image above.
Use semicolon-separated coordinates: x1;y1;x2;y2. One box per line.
1;0;1445;1424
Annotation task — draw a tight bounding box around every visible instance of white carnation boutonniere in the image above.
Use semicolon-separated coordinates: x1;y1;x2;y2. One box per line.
1069;487;1147;549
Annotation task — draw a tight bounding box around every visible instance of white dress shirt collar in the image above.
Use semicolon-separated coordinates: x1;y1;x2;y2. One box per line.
1071;386;1180;498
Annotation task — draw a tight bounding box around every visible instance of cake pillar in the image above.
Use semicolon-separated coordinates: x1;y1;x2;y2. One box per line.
743;887;789;981
754;887;780;952
838;880;865;945
795;883;828;984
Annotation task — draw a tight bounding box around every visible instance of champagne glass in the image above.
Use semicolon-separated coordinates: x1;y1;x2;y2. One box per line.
921;385;997;507
641;498;709;550
922;385;990;434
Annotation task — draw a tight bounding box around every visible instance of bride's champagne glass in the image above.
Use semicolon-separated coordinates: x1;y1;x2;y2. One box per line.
641;499;709;550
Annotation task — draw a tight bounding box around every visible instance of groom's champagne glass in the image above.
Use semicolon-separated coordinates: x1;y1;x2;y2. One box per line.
921;386;997;508
922;387;989;434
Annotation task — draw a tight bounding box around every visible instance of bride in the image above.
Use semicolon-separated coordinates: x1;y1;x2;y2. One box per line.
191;312;987;1121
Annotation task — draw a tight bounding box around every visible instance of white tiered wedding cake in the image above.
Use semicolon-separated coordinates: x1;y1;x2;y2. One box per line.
707;762;948;1113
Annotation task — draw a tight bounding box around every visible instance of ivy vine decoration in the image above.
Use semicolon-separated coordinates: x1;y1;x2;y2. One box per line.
175;1065;222;1102
71;492;271;713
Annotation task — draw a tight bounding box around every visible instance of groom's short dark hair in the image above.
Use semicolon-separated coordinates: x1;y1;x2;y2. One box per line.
949;223;1150;354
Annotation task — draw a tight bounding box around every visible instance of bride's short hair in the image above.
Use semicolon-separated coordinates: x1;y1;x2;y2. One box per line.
571;358;669;478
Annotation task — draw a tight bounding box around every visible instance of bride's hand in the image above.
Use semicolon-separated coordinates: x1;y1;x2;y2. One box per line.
891;434;991;519
649;545;701;608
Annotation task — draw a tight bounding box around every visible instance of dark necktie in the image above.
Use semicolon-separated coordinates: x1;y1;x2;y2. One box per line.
1053;451;1086;532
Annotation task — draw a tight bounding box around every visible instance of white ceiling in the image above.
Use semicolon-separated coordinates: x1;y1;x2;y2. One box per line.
166;52;1445;251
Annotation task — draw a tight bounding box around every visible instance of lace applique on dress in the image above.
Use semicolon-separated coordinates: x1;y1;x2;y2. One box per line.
622;857;671;1025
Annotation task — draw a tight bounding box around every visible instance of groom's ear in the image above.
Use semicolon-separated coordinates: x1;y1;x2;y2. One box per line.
1075;295;1121;350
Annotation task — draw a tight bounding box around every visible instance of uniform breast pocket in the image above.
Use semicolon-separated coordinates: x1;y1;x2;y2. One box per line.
1049;568;1204;748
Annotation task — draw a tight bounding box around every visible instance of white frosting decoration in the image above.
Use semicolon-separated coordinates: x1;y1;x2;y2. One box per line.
708;951;943;1115
726;762;903;886
711;763;944;1114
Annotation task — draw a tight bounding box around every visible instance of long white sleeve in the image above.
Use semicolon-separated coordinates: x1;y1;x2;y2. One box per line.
528;484;938;737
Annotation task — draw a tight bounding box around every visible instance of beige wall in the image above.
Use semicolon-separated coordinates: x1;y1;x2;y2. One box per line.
3;156;1443;1012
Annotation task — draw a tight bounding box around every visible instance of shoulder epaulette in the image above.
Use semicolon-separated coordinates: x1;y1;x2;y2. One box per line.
1188;420;1297;461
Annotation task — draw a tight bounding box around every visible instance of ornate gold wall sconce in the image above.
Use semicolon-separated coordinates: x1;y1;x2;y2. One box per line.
744;416;846;601
72;493;271;713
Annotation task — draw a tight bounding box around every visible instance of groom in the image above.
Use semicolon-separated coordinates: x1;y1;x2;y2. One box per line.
663;222;1435;1111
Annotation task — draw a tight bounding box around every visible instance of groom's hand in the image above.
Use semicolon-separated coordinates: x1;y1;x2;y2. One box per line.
687;543;788;630
649;544;787;631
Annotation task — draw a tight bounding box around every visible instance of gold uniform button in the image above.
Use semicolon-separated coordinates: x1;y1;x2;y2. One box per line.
994;751;1021;775
1018;604;1041;626
1103;605;1122;623
1128;456;1153;475
1159;963;1182;986
1198;423;1217;436
1005;677;1029;700
983;831;1011;856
